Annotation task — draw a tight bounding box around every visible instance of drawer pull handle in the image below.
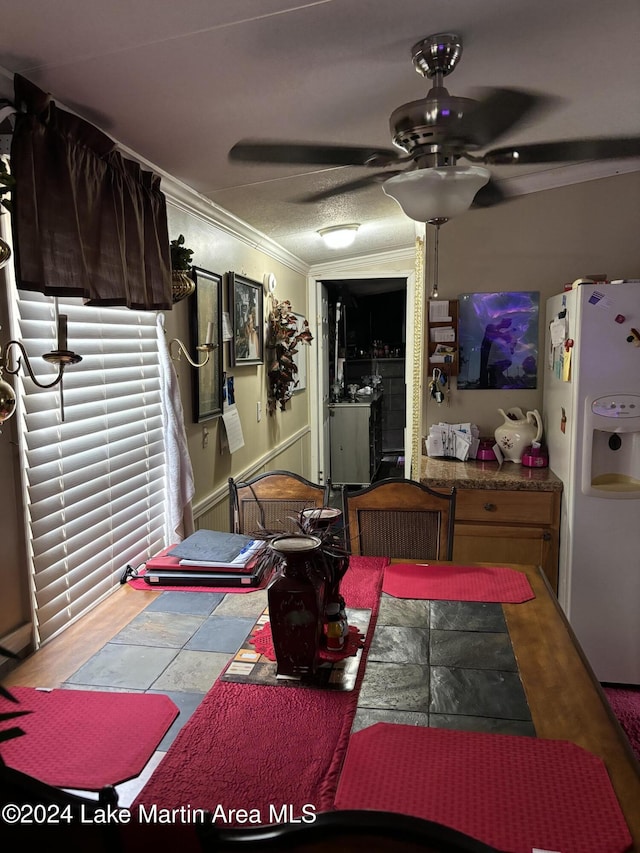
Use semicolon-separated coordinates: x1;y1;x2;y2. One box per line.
483;502;497;512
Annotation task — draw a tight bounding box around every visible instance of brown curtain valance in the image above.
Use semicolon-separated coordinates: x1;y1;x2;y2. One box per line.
10;74;172;310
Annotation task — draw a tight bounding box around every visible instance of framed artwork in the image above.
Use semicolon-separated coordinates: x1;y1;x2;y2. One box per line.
189;266;224;421
457;291;540;390
228;272;263;365
292;312;307;392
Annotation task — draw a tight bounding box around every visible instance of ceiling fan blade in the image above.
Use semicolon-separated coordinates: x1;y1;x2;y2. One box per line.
296;172;404;203
229;140;403;167
454;88;546;148
484;137;640;165
470;178;509;208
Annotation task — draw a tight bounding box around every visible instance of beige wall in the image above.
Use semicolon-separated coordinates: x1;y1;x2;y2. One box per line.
164;202;313;519
421;171;640;438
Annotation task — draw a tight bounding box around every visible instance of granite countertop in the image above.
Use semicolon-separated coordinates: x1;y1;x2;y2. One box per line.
420;456;563;492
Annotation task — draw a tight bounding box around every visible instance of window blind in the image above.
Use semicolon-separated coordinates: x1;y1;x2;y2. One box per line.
11;288;166;645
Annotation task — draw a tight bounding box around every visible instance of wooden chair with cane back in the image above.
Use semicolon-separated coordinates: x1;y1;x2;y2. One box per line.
344;477;456;560
228;470;332;536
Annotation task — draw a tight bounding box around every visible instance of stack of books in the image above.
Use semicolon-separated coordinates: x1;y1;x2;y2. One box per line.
143;529;268;587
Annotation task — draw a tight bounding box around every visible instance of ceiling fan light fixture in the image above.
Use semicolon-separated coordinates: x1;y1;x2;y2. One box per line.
318;223;360;250
382;165;491;222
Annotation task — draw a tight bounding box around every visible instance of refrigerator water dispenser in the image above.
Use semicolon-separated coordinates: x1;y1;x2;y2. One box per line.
582;394;640;497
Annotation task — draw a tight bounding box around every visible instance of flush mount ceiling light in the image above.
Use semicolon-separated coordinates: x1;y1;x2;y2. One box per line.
382;165;491;222
318;224;360;250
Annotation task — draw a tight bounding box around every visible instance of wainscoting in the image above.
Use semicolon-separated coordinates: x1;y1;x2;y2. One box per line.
193;426;313;532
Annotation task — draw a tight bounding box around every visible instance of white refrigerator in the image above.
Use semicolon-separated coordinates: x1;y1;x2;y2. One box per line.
543;281;640;685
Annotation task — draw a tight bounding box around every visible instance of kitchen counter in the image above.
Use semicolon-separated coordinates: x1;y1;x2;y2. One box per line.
420;455;563;592
329;390;383;408
420;455;563;492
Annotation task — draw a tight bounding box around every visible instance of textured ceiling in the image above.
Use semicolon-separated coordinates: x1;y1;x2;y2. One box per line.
1;0;639;267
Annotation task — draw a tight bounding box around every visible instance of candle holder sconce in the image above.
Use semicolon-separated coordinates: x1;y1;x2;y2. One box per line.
0;313;82;425
169;329;218;369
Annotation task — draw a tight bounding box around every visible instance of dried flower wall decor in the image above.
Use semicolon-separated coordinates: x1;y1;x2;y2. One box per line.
266;297;313;415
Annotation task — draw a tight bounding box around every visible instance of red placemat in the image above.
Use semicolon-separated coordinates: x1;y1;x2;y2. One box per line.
383;563;534;603
250;621;365;662
334;723;631;853
0;687;178;790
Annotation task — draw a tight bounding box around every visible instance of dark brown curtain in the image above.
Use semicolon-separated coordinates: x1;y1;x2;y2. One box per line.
10;74;172;310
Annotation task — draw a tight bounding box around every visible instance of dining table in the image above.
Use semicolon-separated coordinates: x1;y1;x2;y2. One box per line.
380;559;640;852
133;556;640;852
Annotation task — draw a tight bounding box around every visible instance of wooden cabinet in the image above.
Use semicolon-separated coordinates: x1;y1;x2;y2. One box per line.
452;488;560;593
329;394;383;486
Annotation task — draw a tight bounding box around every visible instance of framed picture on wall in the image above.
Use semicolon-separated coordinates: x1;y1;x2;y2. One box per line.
228;272;263;366
189;266;224;422
457;291;540;390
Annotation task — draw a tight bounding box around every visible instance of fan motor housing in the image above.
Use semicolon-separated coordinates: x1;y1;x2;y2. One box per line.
390;94;479;161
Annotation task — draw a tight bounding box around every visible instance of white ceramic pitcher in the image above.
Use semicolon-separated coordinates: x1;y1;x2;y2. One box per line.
494;407;543;464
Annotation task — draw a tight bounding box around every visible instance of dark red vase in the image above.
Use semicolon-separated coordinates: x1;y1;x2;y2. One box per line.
267;534;326;678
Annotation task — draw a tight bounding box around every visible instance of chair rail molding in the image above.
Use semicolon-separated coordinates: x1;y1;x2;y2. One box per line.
191;425;312;520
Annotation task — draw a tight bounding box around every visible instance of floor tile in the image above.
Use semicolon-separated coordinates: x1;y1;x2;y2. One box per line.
377;595;431;628
185;615;256;653
429;713;536;737
351;707;430;734
66;644;178;690
145;689;205;749
357;661;430;712
144;591;225;616
368;625;429;664
429;665;531;721
150;649;230;693
430;630;517;671
212;589;269;618
60;684;145;693
430;601;507;632
110;611;204;648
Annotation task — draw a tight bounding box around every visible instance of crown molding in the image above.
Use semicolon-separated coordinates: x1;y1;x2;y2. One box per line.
309;245;417;279
161;174;309;276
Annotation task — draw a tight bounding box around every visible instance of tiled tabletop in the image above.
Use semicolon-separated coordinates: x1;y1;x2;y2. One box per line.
353;594;535;737
61;581;535;807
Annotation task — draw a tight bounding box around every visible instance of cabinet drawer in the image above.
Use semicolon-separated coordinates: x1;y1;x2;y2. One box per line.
455;489;557;525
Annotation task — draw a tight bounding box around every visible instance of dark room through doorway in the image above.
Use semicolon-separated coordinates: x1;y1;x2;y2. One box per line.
322;277;407;481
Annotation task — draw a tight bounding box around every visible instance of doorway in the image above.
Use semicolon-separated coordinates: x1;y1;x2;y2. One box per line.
322;277;407;484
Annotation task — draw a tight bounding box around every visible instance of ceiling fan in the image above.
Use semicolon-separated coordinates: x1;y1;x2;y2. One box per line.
229;33;640;222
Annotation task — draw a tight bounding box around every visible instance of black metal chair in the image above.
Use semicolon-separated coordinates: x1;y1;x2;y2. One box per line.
197;809;504;852
229;470;331;536
344;477;456;560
